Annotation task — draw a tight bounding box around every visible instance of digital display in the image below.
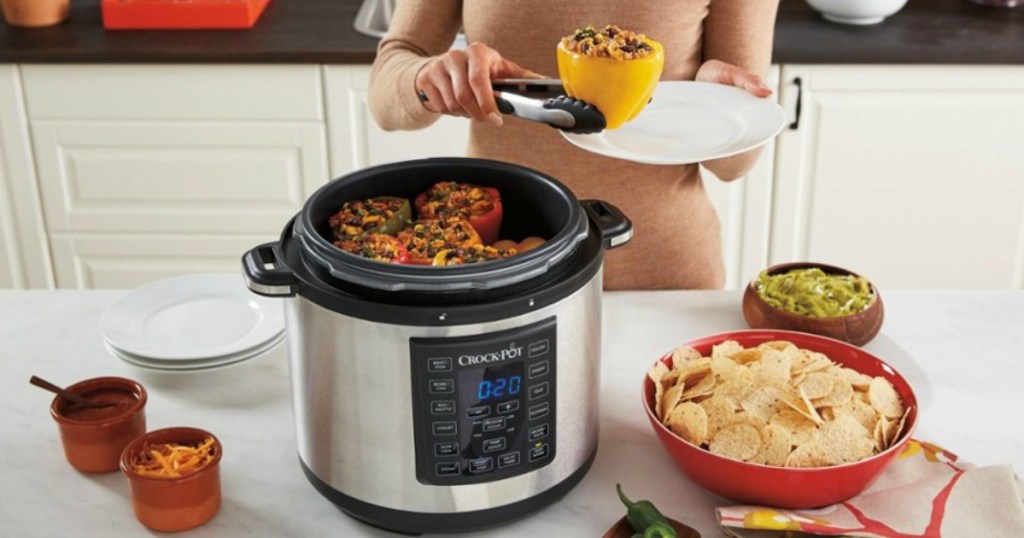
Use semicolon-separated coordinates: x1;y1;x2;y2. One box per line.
477;375;522;401
459;362;525;405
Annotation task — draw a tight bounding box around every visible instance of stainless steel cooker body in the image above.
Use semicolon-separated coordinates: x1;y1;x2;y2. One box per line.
285;271;602;515
243;158;632;534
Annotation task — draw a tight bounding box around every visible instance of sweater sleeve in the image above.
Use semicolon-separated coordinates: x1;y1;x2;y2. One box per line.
699;0;780;181
368;0;464;132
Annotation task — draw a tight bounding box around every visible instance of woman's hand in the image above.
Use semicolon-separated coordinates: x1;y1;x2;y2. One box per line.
415;43;539;126
695;59;772;98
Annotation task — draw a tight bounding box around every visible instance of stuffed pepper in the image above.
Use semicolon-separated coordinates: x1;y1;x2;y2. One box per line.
334;234;410;264
432;244;518;266
557;25;664;129
414;182;502;245
328;196;412;241
397;218;482;265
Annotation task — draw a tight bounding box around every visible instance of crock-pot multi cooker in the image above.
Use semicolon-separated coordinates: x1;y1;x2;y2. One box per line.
243;158;631;534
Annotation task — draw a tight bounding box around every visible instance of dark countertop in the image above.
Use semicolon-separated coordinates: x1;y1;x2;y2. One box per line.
0;0;1021;64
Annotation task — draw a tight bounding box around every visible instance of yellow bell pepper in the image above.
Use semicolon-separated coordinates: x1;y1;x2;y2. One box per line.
557;38;664;130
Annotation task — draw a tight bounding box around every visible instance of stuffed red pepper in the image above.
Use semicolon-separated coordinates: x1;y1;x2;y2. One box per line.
329;196;412;241
334;234;410;264
414;182;502;245
397;218;482;265
432;244;517;266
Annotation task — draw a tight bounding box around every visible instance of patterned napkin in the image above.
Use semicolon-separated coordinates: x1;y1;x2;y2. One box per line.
717;440;1024;538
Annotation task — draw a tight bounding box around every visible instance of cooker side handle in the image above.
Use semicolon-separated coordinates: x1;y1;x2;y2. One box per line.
580;199;633;250
242;242;298;297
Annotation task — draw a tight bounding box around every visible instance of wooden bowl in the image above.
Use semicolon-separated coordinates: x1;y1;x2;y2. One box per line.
742;262;884;346
603;516;701;538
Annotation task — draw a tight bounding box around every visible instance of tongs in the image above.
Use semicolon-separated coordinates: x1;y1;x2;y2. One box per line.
491;79;606;134
418;78;606;134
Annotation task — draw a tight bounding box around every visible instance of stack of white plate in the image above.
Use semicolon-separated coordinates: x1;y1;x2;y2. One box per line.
102;273;285;373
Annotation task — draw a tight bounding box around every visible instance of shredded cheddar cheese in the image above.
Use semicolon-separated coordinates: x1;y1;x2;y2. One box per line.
131;437;216;479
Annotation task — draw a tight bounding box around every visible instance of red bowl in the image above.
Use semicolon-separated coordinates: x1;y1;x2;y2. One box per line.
643;329;918;509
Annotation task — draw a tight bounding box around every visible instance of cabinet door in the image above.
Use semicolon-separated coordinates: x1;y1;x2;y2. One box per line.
772;66;1024;289
49;234;268;289
0;65;52;289
21;65;328;289
31;122;325;235
324;66;471;177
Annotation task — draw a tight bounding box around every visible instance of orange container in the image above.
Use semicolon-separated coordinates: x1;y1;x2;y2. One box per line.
101;0;270;30
120;427;223;532
50;376;148;473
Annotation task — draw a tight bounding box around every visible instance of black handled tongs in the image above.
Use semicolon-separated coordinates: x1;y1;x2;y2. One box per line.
491;78;606;134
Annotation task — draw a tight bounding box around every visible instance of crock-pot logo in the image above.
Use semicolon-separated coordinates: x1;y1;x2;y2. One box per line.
458;344;523;366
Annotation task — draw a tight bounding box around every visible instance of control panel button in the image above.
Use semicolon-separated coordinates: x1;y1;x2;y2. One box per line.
481;417;506;433
482;437;507;453
468;457;494;474
528;423;549;442
467;405;490;419
528;381;549;401
528;402;549;421
528;339;550;357
496;400;519;414
528;443;550;462
434;442;459;457
436;462;461;477
427;357;453;372
432;421;457;436
497;452;521;469
430;400;455;415
428;379;455;394
527;361;549;379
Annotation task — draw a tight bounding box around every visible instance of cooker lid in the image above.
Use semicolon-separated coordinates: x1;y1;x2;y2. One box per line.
244;158;632;296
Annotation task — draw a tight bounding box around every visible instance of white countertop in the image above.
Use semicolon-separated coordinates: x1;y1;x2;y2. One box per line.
2;290;1023;537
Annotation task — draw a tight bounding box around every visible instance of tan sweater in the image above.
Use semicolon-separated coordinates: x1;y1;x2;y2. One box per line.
369;0;779;290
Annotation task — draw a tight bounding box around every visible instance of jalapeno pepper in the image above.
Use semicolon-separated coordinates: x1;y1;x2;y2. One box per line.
432;244;517;266
334;233;410;264
397;218;482;265
557;27;664;129
328;196;412;241
414;182;503;245
616;484;677;538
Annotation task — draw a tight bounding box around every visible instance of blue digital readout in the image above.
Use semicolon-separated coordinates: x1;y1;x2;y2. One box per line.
476;375;522;401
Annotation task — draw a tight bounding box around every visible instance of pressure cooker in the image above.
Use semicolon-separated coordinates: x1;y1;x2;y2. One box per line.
243;158;631;534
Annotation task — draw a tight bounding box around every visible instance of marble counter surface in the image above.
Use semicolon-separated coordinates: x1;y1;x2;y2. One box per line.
2;290;1022;537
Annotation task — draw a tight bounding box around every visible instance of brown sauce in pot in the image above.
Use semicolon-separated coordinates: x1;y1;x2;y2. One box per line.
60;388;138;421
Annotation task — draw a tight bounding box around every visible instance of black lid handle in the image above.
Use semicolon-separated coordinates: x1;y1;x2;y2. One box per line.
242;242;297;297
581;199;633;250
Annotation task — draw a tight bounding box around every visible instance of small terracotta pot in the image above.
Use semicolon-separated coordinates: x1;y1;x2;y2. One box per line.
0;0;69;28
120;427;223;533
50;376;148;473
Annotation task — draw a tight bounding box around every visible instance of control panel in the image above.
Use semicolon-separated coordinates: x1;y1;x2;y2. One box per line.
410;317;556;486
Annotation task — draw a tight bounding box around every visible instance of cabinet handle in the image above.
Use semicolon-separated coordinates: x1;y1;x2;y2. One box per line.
789;77;803;131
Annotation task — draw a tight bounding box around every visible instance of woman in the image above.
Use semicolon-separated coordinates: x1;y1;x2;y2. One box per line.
369;1;780;290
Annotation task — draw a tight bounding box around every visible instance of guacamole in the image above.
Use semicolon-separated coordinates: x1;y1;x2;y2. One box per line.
754;267;874;318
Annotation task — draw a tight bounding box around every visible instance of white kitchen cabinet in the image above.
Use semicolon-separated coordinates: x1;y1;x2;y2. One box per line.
0;65;52;289
49;233;268;289
20;65;329;289
324;65;469;177
772;66;1024;289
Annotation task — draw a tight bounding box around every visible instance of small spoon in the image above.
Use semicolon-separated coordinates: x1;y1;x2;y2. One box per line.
29;375;117;409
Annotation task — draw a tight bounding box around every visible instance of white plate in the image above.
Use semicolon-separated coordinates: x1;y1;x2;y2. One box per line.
107;335;284;373
107;332;285;370
560;81;786;165
101;273;285;361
